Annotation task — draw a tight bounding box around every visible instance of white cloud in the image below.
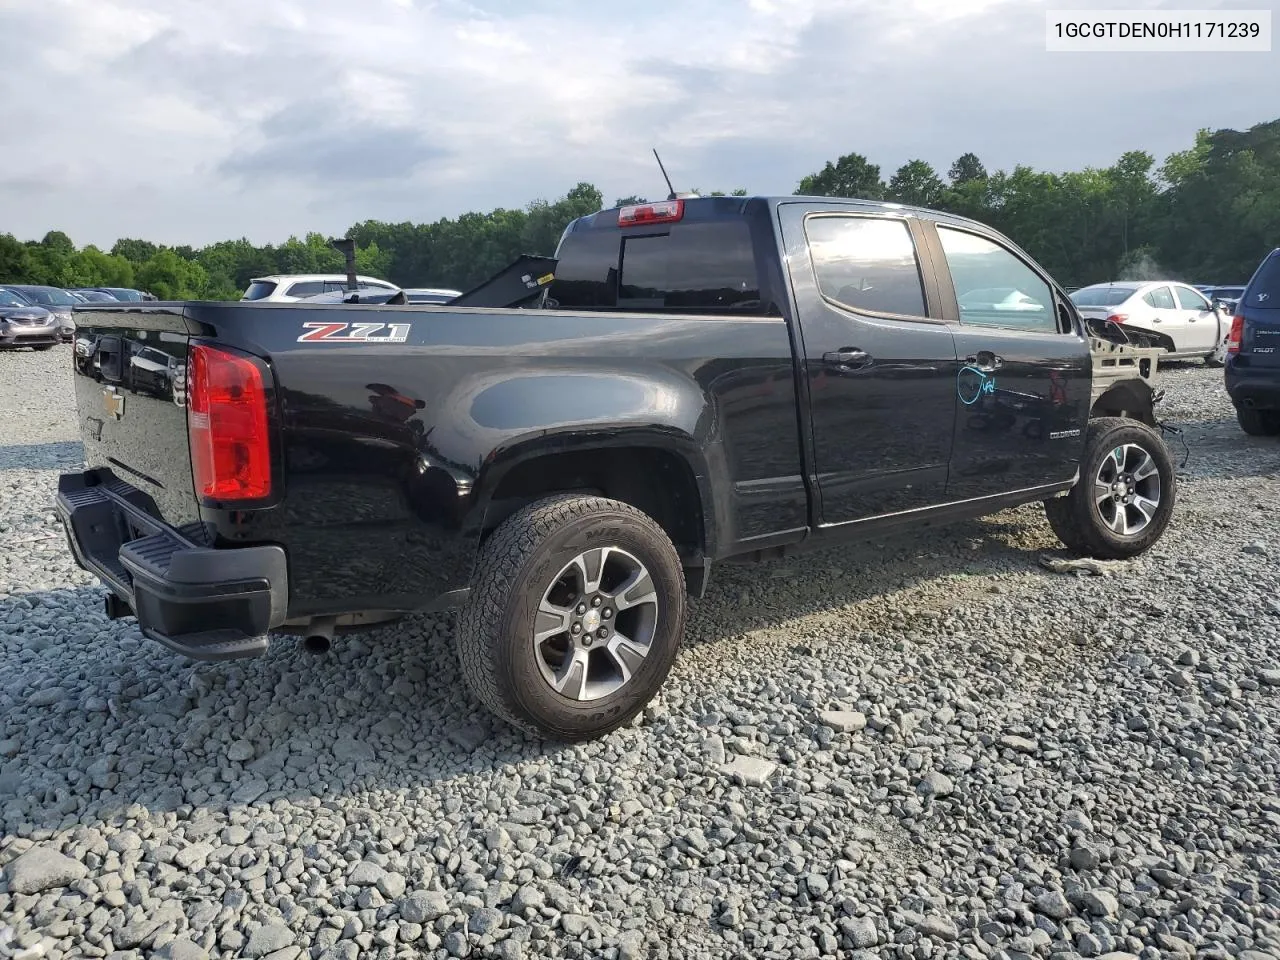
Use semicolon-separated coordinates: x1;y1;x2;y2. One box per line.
0;0;1275;247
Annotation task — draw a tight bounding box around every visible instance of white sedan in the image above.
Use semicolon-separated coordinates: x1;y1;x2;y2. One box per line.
1070;281;1231;364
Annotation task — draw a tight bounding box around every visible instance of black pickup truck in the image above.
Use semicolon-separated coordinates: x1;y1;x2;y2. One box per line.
57;196;1176;741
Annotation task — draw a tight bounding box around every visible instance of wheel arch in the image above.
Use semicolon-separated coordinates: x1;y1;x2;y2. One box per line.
1091;380;1157;427
468;428;717;591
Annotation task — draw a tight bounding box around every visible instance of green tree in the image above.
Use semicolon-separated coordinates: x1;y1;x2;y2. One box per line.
948;152;988;185
136;249;208;299
77;246;136;287
796;153;884;199
887;160;945;207
111;238;159;264
41;231;76;255
0;234;37;283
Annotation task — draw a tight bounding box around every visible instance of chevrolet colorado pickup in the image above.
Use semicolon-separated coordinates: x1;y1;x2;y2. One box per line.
56;196;1176;741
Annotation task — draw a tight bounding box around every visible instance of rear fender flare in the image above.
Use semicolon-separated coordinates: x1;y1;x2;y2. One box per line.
466;426;718;555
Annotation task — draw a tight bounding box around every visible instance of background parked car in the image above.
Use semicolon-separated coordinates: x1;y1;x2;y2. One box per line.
1224;248;1280;436
93;287;155;301
301;287;406;304
67;288;124;303
0;288;59;350
404;287;462;304
1070;280;1229;364
242;275;400;302
0;284;76;341
1198;284;1248;313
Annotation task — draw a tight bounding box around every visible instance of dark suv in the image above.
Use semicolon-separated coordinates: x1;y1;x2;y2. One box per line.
1225;248;1280;435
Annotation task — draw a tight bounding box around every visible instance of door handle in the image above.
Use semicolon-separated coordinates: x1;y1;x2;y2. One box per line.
965;352;1004;372
823;348;870;368
1152;317;1162;323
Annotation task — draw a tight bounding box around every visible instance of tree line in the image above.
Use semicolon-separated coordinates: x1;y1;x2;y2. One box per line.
1;117;1275;299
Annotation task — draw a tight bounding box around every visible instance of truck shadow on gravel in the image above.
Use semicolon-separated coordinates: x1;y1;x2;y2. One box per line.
0;510;1065;835
681;510;1059;645
0;440;83;472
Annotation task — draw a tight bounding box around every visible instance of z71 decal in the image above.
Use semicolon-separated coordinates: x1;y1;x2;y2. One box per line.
298;322;412;344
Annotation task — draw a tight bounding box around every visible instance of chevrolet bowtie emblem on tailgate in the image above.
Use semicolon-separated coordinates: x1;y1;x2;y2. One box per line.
102;386;125;420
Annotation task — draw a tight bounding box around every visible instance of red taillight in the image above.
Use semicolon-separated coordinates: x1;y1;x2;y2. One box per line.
618;199;684;227
1227;315;1244;354
187;343;272;502
1106;313;1128;324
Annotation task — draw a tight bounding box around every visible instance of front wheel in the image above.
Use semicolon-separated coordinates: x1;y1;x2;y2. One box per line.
1044;417;1176;560
455;494;687;741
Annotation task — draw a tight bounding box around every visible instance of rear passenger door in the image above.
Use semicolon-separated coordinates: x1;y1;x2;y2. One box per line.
1141;285;1182;345
926;222;1092;500
778;204;959;525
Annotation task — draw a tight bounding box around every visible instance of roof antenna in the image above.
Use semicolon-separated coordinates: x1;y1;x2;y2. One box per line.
653;148;676;201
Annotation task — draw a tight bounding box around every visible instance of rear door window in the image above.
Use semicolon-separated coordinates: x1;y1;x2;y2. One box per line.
804;216;927;318
1143;286;1176;309
285;281;325;298
243;281;278;300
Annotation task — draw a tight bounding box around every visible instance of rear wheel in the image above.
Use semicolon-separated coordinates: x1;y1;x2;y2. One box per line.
455;494;687;741
1235;404;1280;437
1044;417;1176;560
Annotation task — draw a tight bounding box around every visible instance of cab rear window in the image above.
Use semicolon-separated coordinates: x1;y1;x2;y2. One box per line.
552;219;768;314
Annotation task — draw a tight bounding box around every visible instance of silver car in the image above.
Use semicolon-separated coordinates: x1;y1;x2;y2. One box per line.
1070;281;1230;364
0;284;77;342
0;289;59;350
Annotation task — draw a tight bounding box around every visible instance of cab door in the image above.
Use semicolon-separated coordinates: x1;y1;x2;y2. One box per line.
924;221;1092;500
777;203;958;526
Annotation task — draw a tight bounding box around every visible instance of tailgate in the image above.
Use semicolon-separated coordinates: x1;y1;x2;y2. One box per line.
1243;307;1280;367
1240;257;1280;367
71;305;200;526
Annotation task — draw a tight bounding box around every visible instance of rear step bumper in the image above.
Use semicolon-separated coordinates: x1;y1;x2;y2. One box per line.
55;470;287;661
1225;365;1280;410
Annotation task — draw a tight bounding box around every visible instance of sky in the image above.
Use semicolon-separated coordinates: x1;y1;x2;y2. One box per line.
1;0;1276;249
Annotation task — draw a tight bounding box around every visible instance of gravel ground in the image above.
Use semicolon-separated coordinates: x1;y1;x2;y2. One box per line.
1;347;1279;960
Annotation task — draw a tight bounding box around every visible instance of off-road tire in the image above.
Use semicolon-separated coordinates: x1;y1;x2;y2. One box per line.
1235;404;1280;437
1044;417;1176;560
455;494;686;742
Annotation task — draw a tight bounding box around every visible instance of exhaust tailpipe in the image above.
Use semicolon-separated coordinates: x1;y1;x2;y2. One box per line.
302;617;337;655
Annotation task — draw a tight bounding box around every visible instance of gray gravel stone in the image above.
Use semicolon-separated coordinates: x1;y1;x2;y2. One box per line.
917;770;954;797
155;939;208;960
245;923;294;957
843;917;878;948
1083;890;1120;917
820;710;867;732
4;846;88;894
401;891;449;924
722;755;776;786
